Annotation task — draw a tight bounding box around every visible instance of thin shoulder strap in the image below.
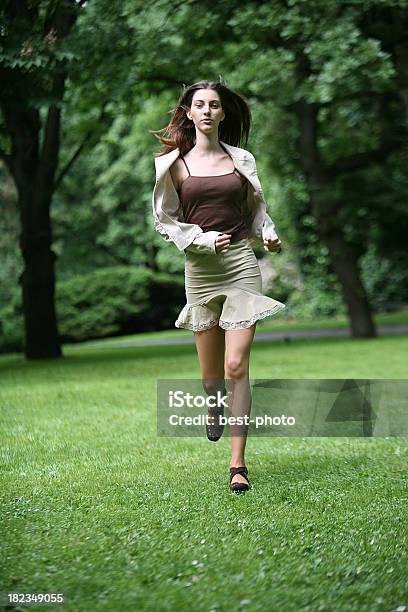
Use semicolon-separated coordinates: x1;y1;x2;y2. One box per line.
180;155;191;176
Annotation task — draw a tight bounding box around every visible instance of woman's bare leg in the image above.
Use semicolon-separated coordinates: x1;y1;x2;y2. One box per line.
194;324;226;400
224;324;256;486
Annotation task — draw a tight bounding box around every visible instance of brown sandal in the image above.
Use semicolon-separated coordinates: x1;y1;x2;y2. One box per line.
229;466;250;493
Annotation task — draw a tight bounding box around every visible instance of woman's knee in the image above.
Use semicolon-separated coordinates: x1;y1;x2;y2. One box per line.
225;355;248;380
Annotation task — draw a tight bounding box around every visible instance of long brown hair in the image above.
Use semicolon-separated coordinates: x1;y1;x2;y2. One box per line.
150;76;251;156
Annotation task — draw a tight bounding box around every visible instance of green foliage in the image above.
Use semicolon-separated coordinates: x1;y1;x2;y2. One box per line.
0;1;82;111
0;295;24;354
278;213;346;319
56;267;150;340
1;0;407;339
285;273;346;320
53;91;184;275
0;267;185;352
56;267;185;341
360;244;408;311
221;0;407;321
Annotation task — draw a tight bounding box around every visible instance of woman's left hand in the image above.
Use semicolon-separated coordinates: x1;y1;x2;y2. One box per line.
264;234;282;253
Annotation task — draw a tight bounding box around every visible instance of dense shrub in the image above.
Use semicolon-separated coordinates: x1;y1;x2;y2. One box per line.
0;296;24;354
0;267;185;353
360;245;408;312
283;276;346;320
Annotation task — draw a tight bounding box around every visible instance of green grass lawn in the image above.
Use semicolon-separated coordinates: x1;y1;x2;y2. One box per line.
1;336;407;611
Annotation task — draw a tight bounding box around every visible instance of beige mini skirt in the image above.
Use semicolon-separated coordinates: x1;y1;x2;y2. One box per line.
175;237;285;332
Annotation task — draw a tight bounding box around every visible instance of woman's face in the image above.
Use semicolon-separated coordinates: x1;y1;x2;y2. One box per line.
186;88;225;134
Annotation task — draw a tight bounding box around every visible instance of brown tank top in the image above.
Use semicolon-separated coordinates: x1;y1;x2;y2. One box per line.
178;147;249;244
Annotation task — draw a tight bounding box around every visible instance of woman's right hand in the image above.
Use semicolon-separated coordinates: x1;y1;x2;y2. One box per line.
215;233;231;254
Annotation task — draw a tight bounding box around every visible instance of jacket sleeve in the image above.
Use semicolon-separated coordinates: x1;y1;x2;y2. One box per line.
153;165;220;254
184;231;221;254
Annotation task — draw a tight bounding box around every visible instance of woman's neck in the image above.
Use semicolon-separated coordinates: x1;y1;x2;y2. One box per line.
193;131;222;155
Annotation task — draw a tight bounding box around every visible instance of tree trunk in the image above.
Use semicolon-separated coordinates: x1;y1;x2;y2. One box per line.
6;103;63;358
317;229;376;338
20;205;61;359
295;97;376;338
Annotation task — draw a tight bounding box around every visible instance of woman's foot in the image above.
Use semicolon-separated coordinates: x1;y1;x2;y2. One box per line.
229;466;250;492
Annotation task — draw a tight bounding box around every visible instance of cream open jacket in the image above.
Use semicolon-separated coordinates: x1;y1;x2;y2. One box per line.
152;140;278;255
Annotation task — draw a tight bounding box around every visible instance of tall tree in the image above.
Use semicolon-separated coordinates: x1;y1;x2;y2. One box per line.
0;0;86;358
0;0;148;357
221;0;407;336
